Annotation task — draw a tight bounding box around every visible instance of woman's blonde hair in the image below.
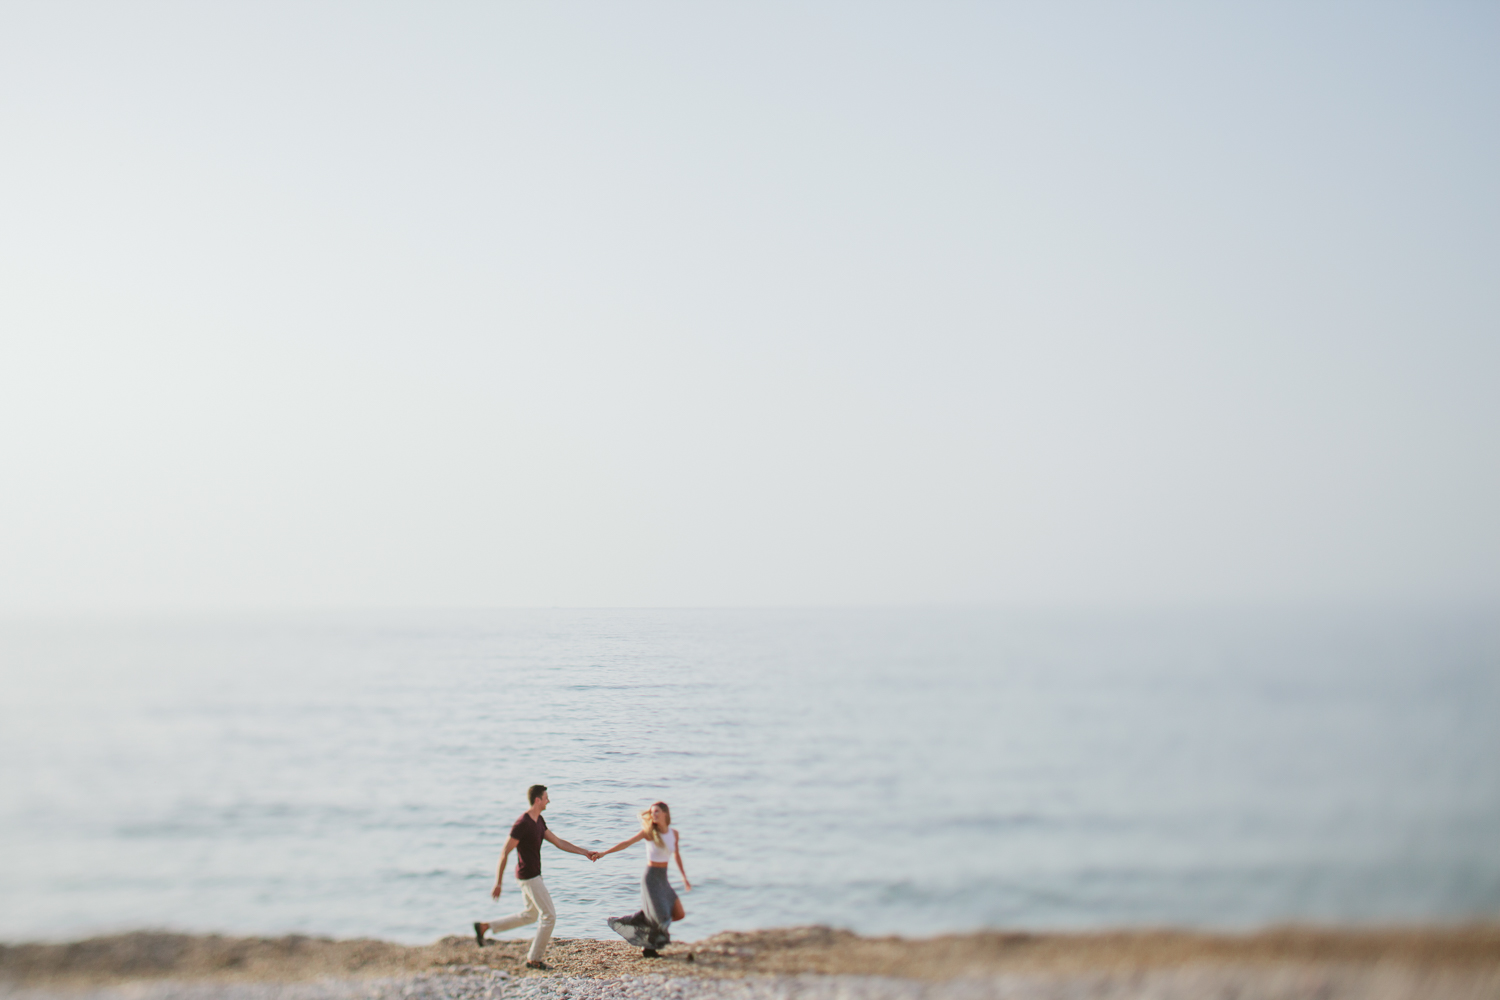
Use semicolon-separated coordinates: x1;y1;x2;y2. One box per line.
639;801;671;847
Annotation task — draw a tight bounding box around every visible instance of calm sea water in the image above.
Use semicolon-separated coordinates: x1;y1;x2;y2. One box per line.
1;607;1497;945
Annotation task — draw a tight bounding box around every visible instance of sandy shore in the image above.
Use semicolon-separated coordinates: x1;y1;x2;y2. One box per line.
3;926;1498;999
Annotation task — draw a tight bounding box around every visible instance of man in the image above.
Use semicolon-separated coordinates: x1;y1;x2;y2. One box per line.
472;784;596;970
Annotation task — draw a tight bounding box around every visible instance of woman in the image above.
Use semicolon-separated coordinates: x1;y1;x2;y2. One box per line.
598;801;691;957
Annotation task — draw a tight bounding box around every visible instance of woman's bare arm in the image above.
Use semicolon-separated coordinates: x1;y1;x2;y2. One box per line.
598;830;647;857
674;833;691;890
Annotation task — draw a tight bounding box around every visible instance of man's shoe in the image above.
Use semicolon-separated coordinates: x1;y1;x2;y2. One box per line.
473;923;486;947
525;961;549;970
642;948;659;958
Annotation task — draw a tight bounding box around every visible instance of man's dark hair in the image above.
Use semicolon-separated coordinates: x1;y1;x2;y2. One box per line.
527;784;548;804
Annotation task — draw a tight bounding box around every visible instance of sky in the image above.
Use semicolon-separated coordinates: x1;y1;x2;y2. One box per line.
0;2;1496;613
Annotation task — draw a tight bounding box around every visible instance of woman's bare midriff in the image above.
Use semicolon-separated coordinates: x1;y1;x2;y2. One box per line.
648;861;669;868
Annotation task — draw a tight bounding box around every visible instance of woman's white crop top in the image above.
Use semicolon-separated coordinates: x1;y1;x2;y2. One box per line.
645;827;677;863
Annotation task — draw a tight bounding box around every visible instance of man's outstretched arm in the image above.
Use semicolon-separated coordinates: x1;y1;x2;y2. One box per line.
543;828;595;859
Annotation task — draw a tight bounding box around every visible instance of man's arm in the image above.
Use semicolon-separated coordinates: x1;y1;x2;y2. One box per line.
543;828;594;858
492;836;519;900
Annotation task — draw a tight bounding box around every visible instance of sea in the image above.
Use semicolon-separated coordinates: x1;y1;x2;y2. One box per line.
1;607;1497;946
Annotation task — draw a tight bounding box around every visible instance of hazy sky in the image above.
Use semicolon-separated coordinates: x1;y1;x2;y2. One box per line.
1;2;1496;612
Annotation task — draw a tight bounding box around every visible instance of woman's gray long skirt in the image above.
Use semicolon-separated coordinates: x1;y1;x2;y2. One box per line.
606;866;677;950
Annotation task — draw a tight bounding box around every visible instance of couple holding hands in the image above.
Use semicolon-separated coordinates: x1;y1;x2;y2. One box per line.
472;785;690;969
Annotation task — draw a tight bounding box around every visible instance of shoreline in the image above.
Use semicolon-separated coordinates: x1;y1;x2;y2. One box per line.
4;924;1499;986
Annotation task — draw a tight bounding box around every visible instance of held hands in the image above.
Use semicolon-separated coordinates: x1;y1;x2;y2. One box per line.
586;851;602;862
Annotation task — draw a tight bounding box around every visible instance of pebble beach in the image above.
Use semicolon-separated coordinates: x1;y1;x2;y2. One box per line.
4;926;1498;1000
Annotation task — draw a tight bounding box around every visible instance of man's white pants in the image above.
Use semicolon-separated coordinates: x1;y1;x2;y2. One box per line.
490;875;556;962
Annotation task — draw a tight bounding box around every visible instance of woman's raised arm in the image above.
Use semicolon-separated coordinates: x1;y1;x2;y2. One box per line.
597;830;647;857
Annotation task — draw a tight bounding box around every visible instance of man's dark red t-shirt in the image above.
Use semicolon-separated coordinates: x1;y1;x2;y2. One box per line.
510;812;548;880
